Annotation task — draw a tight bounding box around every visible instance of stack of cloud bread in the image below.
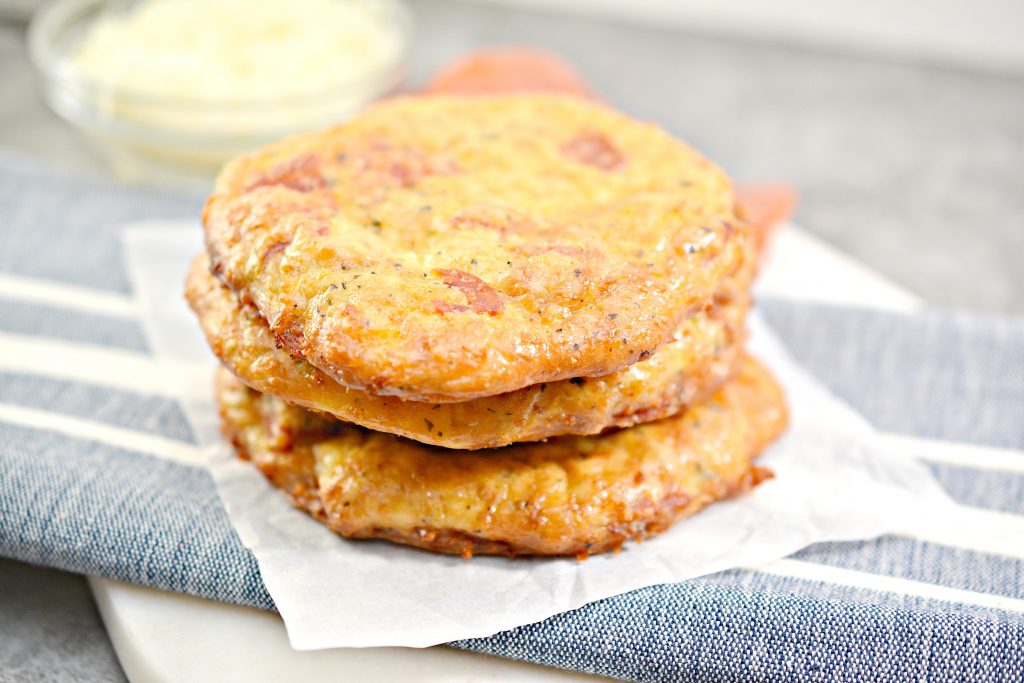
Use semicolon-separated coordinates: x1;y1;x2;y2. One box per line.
186;62;788;559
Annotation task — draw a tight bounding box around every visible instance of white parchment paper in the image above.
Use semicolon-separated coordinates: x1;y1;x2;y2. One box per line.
123;222;951;650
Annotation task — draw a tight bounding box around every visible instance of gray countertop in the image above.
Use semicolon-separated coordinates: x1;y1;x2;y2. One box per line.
1;0;1022;680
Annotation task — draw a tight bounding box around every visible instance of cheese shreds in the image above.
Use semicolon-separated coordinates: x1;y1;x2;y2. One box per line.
71;0;404;102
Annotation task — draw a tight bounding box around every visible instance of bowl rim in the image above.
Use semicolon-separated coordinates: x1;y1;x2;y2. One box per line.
27;0;414;114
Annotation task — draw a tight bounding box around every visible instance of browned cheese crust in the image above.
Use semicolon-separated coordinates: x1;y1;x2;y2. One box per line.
216;354;787;558
203;95;750;402
189;253;749;449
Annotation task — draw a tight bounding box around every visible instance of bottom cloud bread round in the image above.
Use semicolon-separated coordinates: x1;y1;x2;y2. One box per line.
216;353;787;558
188;254;748;450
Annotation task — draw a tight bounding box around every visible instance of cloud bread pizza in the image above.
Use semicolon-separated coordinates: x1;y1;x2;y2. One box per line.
203;94;749;402
188;252;748;449
215;354;785;558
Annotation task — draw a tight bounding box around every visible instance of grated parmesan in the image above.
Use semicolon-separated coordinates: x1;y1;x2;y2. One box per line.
71;0;405;102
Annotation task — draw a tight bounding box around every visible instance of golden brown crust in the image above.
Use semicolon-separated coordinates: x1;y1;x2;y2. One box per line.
203;94;750;402
189;253;748;449
216;354;787;558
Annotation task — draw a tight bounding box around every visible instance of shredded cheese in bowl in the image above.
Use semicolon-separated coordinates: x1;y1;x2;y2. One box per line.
31;0;410;179
72;0;405;103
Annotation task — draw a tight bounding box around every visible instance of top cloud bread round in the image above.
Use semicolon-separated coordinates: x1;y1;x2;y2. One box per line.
203;94;749;402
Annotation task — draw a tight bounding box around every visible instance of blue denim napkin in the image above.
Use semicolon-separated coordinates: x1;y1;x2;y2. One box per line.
1;154;1021;681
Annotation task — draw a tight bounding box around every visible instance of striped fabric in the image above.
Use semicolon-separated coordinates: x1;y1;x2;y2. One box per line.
1;154;1022;681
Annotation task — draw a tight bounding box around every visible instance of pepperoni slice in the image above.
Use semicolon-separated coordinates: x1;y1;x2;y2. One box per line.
561;132;625;171
343;142;460;188
451;205;536;237
423;48;593;98
246;153;326;193
734;183;798;253
434;269;504;314
432;300;472;314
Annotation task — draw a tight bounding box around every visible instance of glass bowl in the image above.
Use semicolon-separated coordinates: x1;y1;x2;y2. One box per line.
28;0;412;185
